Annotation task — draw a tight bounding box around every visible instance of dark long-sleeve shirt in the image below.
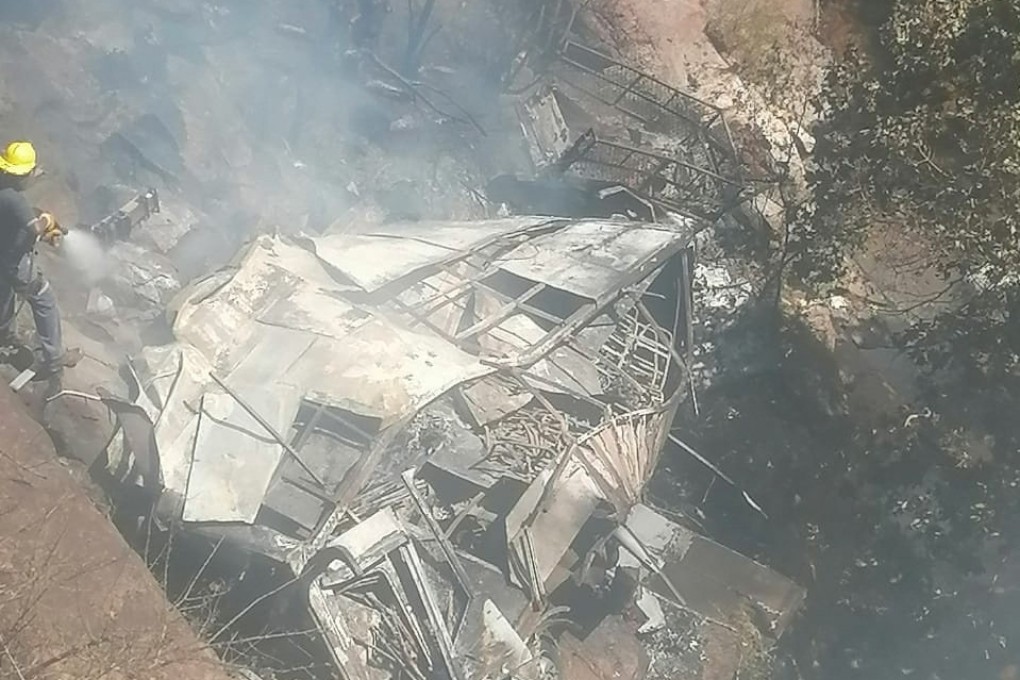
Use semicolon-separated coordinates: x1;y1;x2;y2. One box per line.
0;187;36;268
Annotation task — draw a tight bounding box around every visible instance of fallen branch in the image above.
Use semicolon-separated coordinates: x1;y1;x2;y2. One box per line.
176;535;225;611
209;574;303;644
367;53;487;136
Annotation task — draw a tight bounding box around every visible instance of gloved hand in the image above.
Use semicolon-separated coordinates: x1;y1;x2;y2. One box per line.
34;212;64;246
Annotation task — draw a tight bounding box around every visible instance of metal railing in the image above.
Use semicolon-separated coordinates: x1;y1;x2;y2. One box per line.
557;130;744;219
549;41;744;218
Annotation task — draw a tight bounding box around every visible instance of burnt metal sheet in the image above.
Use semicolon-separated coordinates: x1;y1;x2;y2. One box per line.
517;86;573;169
457;376;533;427
144;236;498;525
421;400;498;489
173;236;341;371
140;219;688;532
311;218;555;292
257;286;370;340
622;504;806;637
181;325;311;523
183;383;301;523
262;437;354;534
99;395;162;493
530;345;601;396
482;310;602;396
331;507;407;574
506;460;603;585
398;541;460;679
492;221;687;301
286;320;492;423
137;343;214;501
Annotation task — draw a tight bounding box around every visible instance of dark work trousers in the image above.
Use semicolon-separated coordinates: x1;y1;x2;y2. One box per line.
0;251;63;370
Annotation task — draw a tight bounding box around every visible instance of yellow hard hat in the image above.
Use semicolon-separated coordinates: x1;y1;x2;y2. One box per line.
0;141;37;176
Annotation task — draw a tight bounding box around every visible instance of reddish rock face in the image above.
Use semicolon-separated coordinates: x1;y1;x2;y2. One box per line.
0;384;235;680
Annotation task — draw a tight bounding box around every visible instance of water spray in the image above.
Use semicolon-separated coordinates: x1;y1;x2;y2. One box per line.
61;229;110;286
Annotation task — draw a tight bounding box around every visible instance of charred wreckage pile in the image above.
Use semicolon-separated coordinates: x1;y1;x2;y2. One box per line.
91;219;802;680
24;2;803;679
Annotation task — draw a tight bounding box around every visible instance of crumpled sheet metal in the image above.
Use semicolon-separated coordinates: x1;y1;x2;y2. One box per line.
287;317;491;421
500;403;681;591
475;298;601;397
402;271;604;410
184;384;301;522
308;508;541;680
140;236;493;524
622;503;807;638
506;460;603;587
517;85;573;169
575;406;676;513
171;236;348;372
137;216;691;526
310;217;556;292
135;342;214;508
492;220;689;301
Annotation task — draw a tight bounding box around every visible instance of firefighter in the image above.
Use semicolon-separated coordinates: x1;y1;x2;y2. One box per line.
0;141;79;382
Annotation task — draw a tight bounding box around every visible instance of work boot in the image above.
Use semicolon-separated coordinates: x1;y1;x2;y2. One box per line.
0;333;25;366
30;347;84;382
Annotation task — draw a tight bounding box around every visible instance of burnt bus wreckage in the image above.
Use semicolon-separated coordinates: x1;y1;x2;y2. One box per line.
51;11;800;679
94;215;802;680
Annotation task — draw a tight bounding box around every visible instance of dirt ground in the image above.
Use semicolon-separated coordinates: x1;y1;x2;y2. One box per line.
585;0;820;101
0;384;236;680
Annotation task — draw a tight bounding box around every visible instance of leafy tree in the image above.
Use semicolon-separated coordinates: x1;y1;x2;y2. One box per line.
790;0;1020;382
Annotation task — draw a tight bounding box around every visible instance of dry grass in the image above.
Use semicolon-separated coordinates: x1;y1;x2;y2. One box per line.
732;606;775;680
0;387;238;680
0;496;231;680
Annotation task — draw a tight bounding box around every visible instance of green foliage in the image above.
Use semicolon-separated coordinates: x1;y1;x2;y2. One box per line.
792;0;1020;375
